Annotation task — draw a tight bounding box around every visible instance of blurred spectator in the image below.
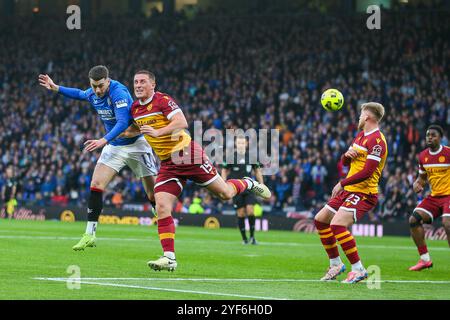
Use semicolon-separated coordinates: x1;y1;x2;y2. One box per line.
189;197;204;214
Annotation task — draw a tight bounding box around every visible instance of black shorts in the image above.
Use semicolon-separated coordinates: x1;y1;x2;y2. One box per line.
233;191;257;209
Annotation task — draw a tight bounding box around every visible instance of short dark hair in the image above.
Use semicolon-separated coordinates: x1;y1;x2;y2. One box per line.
427;124;444;137
88;65;109;81
135;70;156;82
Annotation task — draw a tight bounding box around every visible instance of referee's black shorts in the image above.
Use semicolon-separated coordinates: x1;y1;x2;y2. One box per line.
233;191;257;209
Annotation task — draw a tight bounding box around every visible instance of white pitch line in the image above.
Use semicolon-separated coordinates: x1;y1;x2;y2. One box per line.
33;278;287;300
0;235;148;241
33;277;450;284
3;234;449;252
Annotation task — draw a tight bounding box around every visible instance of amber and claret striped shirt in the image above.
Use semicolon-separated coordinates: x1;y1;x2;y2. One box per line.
131;91;191;160
344;128;388;195
418;145;450;196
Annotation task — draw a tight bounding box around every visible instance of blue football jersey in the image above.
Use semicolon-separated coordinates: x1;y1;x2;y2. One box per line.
59;79;139;146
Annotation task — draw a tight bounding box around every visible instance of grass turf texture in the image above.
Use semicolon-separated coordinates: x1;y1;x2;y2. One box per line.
0;219;449;300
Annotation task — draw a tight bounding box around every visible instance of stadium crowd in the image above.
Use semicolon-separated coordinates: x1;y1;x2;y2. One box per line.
0;7;448;221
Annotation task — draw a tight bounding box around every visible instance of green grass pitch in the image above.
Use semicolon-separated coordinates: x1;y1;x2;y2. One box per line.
0;219;449;300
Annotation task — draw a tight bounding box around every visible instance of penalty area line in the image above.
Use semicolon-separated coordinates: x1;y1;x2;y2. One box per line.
33;277;288;300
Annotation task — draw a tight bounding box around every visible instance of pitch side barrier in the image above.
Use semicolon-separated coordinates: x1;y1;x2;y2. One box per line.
1;205;447;240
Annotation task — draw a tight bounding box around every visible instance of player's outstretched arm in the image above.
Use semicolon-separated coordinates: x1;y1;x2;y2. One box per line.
38;74;59;92
38;74;87;100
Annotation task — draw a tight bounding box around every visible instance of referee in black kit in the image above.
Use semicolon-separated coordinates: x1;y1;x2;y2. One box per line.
221;136;265;245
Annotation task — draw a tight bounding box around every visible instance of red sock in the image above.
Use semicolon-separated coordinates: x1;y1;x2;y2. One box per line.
158;216;175;253
331;225;360;264
314;220;339;259
418;245;428;256
227;179;249;195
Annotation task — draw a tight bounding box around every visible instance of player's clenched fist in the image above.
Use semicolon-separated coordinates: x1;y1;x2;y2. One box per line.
38;74;59;92
413;180;424;193
140;125;161;138
344;147;358;159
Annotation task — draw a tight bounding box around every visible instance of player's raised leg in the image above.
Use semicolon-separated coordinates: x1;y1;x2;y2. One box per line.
408;209;433;271
72;163;117;251
314;206;345;280
330;209;367;284
206;174;271;201
147;188;179;271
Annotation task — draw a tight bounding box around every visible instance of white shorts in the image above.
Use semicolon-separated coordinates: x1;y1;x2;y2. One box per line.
98;136;158;178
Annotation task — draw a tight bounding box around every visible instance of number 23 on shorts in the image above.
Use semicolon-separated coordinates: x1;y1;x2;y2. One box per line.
345;194;361;205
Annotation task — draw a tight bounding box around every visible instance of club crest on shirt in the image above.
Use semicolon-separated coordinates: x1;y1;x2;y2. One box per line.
147;103;153;111
439;156;445;163
425;157;428;163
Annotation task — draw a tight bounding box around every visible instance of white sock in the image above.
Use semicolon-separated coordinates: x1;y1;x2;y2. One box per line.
351;260;365;272
85;221;97;235
164;251;176;260
420;253;431;262
330;257;342;266
244;178;254;190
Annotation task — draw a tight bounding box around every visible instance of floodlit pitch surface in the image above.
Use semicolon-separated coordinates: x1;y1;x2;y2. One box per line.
0;220;449;300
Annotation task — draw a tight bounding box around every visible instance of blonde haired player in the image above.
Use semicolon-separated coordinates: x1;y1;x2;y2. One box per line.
314;102;388;283
408;124;450;271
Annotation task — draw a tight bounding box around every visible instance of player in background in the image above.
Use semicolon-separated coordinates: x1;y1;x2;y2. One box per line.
408;124;450;271
221;136;264;245
123;70;271;271
38;66;158;250
1;166;17;220
314;102;387;284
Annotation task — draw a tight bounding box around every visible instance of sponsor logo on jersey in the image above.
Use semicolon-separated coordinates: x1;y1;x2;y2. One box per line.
115;99;128;108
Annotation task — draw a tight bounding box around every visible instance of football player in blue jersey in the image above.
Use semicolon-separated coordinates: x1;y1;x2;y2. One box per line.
38;65;158;250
